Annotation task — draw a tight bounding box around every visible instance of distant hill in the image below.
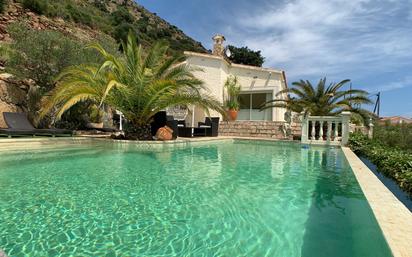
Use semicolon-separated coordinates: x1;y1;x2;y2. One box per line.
0;0;207;54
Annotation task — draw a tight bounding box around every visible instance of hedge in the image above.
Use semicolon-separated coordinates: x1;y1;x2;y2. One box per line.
348;133;412;195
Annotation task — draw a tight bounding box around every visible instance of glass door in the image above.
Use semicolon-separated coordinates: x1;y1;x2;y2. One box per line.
238;92;272;121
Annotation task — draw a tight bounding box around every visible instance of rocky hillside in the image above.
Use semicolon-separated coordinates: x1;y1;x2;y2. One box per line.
0;0;206;53
0;0;207;128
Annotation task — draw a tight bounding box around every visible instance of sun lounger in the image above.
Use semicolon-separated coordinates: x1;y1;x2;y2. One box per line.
0;112;73;137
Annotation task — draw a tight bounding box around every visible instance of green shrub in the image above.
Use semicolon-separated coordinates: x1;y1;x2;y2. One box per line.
373;123;412;152
113;22;138;44
88;105;104;123
136;18;149;33
348;133;412;195
0;0;7;13
45;3;70;18
67;4;93;27
55;102;89;130
111;6;134;25
22;0;48;15
93;0;108;12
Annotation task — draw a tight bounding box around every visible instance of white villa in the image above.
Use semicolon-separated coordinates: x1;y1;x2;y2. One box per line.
182;34;288;126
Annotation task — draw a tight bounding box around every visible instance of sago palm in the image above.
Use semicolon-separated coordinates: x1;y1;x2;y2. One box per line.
40;32;225;139
261;78;373;123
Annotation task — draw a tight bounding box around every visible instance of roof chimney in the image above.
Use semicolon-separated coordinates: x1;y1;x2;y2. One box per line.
212;34;226;57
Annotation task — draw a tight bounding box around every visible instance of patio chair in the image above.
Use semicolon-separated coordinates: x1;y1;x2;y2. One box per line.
0;112;73;137
166;115;178;139
177;120;186;128
177;121;193;137
198;117;220;137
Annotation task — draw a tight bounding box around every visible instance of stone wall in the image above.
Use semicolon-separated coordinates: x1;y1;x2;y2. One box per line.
219;121;301;139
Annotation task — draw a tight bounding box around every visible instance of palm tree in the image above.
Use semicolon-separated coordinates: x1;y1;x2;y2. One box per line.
261;78;373;123
40;32;225;139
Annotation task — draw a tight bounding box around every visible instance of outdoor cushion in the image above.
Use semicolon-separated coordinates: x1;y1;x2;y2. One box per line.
1;112;73;136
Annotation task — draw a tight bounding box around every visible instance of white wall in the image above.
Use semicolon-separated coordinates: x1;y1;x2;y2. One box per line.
185;54;287;124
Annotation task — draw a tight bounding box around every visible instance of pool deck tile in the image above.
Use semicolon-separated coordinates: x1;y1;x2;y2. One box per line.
342;147;412;257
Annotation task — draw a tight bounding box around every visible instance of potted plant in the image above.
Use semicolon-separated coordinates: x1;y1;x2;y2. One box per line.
86;105;104;129
224;75;241;121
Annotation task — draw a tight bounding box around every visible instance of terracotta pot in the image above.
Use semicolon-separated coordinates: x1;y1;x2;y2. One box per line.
86;122;104;129
156;126;173;141
227;109;238;121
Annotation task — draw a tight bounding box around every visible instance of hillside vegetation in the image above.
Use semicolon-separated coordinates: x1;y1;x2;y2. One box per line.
1;0;206;54
0;0;208;129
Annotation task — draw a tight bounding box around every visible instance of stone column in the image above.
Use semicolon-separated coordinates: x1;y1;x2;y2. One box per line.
300;111;309;143
341;111;351;145
368;119;374;139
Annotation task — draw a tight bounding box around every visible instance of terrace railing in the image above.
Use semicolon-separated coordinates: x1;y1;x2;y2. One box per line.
301;111;351;146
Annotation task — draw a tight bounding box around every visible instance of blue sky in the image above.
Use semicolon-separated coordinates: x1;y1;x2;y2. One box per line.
138;0;412;117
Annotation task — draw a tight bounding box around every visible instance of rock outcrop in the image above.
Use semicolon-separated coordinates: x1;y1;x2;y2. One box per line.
0;73;30;128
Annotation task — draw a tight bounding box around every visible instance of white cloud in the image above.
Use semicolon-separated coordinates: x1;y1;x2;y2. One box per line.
366;76;412;93
223;0;412;82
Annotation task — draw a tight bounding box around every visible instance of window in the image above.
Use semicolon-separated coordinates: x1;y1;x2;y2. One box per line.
238;92;272;121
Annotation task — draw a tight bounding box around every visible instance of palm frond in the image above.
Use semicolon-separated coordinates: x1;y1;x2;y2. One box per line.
264;77;372;123
41;31;225;130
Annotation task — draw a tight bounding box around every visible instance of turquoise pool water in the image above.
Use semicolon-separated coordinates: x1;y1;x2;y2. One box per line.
0;140;392;256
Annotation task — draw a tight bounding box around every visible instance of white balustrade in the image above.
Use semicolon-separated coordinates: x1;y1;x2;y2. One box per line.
301;112;351;146
327;121;332;142
311;121;316;140
334;121;339;142
318;121;324;141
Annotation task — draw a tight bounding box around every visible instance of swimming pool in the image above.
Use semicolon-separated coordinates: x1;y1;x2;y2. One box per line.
0;140;392;256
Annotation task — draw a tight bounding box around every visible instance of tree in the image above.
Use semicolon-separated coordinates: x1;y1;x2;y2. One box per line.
261;78;373;123
40;32;225;140
227;45;265;67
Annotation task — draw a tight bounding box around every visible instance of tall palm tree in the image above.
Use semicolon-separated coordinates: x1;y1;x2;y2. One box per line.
261;78;373;123
40;32;225;139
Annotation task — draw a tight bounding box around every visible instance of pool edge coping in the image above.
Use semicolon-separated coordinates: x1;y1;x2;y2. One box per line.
341;147;412;257
0;136;298;151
